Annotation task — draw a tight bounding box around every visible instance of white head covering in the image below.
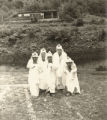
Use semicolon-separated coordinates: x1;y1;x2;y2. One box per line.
40;48;46;53
56;44;62;50
66;57;73;63
32;52;38;58
47;51;52;57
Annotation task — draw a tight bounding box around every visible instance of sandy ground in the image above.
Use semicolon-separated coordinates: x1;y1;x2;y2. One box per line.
0;60;107;120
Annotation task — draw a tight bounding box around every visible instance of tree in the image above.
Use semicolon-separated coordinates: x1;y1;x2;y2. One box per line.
14;1;24;9
25;1;40;11
51;0;60;9
88;0;105;16
59;0;86;19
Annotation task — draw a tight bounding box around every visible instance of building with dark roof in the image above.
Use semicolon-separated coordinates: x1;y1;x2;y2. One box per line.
13;10;59;22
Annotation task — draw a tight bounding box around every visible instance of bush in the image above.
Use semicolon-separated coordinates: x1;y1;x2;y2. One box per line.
98;29;106;41
75;18;84;26
45;29;58;42
98;18;105;24
96;65;107;71
90;18;106;25
91;19;98;24
8;36;17;46
59;0;87;20
45;28;71;43
14;1;24;9
28;31;35;39
88;0;105;17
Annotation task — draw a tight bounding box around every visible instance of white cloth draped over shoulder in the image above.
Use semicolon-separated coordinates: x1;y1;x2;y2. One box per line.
53;51;67;89
27;58;39;96
38;52;48;90
65;61;80;94
47;62;56;93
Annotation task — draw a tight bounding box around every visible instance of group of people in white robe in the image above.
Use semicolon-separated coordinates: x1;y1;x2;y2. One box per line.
27;44;81;97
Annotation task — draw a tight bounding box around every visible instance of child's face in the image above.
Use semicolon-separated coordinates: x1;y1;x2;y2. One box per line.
67;62;72;66
47;56;52;63
57;49;62;56
66;62;72;70
41;52;46;61
32;57;38;63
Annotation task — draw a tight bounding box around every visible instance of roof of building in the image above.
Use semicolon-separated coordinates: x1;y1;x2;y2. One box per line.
18;10;58;14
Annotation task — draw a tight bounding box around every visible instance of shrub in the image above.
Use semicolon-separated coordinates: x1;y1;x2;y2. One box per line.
88;0;105;17
8;36;17;46
45;28;71;43
28;31;35;39
98;29;106;41
45;29;58;42
91;19;98;24
98;18;105;24
75;18;84;26
96;65;107;71
14;1;24;9
59;0;87;20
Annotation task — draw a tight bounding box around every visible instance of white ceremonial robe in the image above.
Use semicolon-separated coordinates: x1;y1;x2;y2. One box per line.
38;56;48;90
27;59;39;97
65;62;80;94
53;52;67;89
47;63;56;93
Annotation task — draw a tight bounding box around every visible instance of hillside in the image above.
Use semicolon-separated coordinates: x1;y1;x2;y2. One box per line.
0;15;106;66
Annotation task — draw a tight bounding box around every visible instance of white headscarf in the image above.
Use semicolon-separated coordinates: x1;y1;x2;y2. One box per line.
66;57;74;63
38;48;47;63
40;48;46;54
56;44;63;50
32;52;38;58
47;51;52;57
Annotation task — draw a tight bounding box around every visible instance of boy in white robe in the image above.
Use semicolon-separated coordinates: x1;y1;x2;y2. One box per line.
27;52;39;97
38;48;48;91
65;57;81;96
47;51;56;96
53;44;67;90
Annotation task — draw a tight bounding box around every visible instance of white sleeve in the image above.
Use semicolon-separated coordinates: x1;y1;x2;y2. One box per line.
26;59;34;69
53;53;59;69
71;63;77;72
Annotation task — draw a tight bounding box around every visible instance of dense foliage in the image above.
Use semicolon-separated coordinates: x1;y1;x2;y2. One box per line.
0;0;106;22
0;22;106;65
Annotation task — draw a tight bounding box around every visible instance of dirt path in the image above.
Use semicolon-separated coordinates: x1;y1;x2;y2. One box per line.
0;60;107;120
0;86;29;120
0;66;35;120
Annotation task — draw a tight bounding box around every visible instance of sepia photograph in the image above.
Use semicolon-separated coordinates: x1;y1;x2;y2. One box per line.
0;0;107;120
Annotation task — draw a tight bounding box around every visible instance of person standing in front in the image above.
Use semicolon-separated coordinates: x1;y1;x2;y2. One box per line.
47;51;56;96
38;48;48;92
53;44;67;90
27;52;39;97
65;57;81;96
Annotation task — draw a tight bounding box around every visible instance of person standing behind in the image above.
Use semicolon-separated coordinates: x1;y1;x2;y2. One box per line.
53;44;67;90
27;52;39;97
65;57;81;96
38;48;48;91
47;51;56;96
